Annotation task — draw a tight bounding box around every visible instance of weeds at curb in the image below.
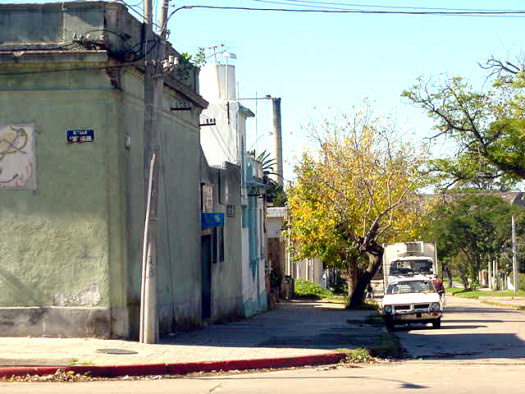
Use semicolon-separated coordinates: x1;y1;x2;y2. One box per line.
335;348;377;364
480;301;525;311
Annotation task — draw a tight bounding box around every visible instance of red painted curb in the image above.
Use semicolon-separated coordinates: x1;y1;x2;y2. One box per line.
0;353;347;378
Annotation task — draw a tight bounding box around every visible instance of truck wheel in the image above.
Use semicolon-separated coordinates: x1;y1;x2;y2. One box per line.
432;319;441;329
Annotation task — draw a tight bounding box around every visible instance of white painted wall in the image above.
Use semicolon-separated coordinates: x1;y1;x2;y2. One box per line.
199;63;266;317
199;65;246;168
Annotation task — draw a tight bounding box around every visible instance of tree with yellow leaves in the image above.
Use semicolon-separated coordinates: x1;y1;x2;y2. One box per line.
288;107;428;306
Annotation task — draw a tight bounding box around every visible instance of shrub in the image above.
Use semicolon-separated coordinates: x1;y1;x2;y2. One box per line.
294;279;333;299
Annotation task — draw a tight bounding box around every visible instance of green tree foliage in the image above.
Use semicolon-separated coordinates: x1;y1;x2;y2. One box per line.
288;107;427;306
403;56;525;190
423;194;524;289
246;149;287;206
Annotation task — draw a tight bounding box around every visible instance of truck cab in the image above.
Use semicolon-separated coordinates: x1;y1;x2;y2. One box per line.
381;275;443;330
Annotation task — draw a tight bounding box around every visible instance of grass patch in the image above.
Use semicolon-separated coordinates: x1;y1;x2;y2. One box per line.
445;287;465;295
449;289;525;298
320;294;347;304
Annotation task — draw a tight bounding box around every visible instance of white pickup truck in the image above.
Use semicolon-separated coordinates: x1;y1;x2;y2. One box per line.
381;275;443;330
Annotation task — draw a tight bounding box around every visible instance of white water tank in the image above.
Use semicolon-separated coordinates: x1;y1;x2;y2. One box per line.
199;64;237;102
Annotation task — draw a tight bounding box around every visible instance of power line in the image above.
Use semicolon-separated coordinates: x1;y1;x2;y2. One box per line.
117;1;163;30
260;0;524;13
253;1;525;18
166;5;525;25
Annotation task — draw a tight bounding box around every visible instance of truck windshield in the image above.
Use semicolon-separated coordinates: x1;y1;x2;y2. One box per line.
387;280;435;294
389;259;433;275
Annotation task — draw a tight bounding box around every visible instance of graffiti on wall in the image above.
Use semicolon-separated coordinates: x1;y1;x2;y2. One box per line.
0;123;36;189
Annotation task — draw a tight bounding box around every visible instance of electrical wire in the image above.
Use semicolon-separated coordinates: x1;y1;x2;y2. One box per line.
252;0;351;11
257;0;524;13
168;4;525;22
206;121;238;163
118;0;146;20
117;0;163;30
118;0;145;8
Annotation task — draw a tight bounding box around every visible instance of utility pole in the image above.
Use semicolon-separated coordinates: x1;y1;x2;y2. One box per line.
271;97;283;186
140;0;170;344
512;215;518;295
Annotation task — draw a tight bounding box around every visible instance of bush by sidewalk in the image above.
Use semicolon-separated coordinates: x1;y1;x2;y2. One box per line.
294;279;333;299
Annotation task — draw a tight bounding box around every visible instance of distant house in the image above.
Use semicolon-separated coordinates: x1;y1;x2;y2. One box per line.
266;206;291;299
199;63;268;317
199;156;244;322
0;2;209;338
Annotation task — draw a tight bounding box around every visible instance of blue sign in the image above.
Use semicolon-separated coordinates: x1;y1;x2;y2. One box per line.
201;213;225;227
67;129;94;143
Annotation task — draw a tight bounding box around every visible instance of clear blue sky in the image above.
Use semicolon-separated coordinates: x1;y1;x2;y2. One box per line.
8;1;524;182
164;0;524;181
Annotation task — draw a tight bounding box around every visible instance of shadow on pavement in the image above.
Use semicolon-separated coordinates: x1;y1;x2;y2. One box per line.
162;300;382;351
188;372;429;390
398;332;524;360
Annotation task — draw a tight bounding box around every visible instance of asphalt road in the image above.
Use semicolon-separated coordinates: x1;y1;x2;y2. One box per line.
1;362;524;393
1;297;523;393
392;295;525;361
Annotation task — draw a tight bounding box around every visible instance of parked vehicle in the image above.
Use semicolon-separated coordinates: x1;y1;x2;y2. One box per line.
382;241;438;286
381;275;443;330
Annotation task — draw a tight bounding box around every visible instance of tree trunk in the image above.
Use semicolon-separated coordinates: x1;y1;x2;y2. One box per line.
348;269;373;307
346;262;358;304
348;250;383;308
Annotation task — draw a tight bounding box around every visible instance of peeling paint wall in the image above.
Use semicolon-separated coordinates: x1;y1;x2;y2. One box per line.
0;3;205;338
0;64;117;335
0;123;36;189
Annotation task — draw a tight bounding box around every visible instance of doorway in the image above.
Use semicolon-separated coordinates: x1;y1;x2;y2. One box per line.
201;235;212;320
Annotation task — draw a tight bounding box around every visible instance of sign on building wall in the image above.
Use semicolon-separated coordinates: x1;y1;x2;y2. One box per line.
0;123;36;189
201;213;225;227
66;129;94;143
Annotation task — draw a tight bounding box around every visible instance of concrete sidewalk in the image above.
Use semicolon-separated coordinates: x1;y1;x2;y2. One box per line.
0;300;380;377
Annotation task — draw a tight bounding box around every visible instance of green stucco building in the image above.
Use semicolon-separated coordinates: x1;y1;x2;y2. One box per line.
0;1;210;338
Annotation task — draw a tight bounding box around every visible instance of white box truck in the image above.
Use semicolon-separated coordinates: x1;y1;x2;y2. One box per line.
382;241;438;286
380;242;444;330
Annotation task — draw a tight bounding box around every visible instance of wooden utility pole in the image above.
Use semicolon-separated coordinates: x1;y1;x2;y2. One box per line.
271;97;283;186
512;215;518;295
140;0;169;344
